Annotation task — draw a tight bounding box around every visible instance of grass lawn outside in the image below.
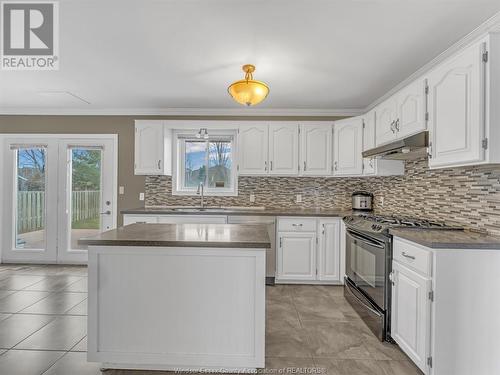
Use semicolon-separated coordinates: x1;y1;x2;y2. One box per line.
72;217;100;229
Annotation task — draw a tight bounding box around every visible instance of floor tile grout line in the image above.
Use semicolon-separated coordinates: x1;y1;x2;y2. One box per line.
3;314;58;351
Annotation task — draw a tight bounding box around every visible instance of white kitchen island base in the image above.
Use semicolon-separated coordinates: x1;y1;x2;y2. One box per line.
87;245;266;372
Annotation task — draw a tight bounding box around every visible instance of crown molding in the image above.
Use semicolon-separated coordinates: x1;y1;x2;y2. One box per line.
0;106;363;117
365;10;500;112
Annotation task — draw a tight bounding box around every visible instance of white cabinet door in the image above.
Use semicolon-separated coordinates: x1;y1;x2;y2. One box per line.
277;232;316;281
300;123;332;176
427;39;486;168
269;123;299;175
396;79;427;139
333;117;363;176
317;219;340;282
134;121;171;175
362;111;377;175
391;261;431;373
238;125;269;175
375;97;397;146
123;215;159;225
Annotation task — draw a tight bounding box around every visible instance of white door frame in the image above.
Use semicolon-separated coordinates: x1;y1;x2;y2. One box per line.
0;134;118;264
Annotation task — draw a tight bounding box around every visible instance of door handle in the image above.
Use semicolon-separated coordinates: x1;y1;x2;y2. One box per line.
100;210;111;215
158;160;162;170
401;251;416;260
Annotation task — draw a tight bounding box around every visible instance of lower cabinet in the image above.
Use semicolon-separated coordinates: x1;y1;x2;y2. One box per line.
277;232;316;281
123;214;227;225
276;217;341;284
391;260;431;372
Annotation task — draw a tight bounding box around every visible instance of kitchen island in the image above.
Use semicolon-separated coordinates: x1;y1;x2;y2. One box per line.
79;223;269;372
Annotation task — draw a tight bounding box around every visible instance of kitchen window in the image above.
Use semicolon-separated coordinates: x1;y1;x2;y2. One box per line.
173;131;238;196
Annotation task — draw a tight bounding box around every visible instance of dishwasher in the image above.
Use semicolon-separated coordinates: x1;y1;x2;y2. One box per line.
227;215;276;285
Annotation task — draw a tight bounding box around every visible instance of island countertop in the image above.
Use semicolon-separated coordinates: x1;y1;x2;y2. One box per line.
79;223;271;248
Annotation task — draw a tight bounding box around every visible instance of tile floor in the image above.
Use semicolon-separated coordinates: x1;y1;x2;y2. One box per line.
0;264;422;375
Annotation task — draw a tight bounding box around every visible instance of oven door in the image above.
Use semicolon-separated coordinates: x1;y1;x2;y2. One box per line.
345;228;389;310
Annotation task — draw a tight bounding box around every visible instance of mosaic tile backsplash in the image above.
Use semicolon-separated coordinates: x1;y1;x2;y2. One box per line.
145;158;500;236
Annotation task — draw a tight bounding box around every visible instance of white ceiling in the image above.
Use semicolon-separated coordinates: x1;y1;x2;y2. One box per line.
1;0;500;115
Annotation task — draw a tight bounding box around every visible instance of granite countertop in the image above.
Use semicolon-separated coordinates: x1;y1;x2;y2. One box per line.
78;223;271;248
121;206;353;217
389;228;500;249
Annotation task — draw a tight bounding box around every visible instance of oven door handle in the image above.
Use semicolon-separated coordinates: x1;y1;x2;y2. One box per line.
347;230;386;249
345;280;383;317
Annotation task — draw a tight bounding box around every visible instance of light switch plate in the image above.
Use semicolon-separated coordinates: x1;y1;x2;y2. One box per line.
139;192;145;201
296;194;302;203
249;194;256;203
119;186;125;195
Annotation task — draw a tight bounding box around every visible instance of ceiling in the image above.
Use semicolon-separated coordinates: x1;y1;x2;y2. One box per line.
1;0;500;115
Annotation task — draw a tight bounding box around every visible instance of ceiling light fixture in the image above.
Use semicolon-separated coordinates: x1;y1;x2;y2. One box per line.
228;64;269;106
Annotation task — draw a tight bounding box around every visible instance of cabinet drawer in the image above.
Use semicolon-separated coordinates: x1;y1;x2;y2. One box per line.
123;215;158;225
278;217;316;232
393;238;432;276
157;215;227;224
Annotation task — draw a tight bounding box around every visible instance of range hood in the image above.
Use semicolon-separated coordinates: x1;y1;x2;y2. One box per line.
362;131;429;160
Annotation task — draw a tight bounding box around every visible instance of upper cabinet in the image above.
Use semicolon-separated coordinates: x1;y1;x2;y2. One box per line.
427;37;487;168
333;117;363;176
300;123;333;176
134;120;172;175
362;111;377;175
238;125;269;175
375;97;398;146
376;80;426;147
396;79;427;139
269;123;300;175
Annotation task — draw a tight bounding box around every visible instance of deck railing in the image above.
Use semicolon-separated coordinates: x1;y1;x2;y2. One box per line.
17;190;100;233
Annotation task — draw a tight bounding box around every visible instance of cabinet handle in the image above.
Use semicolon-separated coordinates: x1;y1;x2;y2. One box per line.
428;141;433;159
279;237;282;247
390;120;396;133
270;161;273;171
158;160;161;170
292;223;303;227
334;161;338;171
401;251;416;260
303;161;307;171
322;224;325;235
395;118;400;132
264;161;267;171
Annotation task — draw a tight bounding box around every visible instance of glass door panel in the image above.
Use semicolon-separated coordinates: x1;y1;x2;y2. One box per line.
15;147;47;250
69;148;103;250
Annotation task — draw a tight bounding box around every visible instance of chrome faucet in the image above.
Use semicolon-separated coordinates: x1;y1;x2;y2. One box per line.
196;182;205;208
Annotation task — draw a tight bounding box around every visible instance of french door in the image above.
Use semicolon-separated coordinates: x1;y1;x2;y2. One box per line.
1;135;117;264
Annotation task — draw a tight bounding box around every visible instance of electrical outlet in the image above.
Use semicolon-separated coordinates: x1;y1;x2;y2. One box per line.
296;194;302;203
249;194;256;203
119;186;125;195
139;192;145;201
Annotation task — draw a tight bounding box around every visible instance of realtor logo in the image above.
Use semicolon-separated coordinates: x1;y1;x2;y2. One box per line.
1;1;59;70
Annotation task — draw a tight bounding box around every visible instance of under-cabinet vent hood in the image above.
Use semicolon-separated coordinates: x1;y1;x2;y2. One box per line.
362;131;429;160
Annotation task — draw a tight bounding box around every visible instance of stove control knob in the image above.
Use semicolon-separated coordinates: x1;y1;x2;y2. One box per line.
371;224;382;231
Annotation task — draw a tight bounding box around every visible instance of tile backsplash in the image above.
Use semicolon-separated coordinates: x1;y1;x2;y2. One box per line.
145;158;500;236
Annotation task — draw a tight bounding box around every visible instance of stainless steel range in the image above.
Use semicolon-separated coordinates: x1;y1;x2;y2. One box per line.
342;213;458;342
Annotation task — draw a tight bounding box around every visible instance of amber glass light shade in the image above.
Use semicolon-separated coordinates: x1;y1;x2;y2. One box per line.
228;64;269;106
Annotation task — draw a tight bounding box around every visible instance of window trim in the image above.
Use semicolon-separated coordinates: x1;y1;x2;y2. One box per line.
172;130;238;196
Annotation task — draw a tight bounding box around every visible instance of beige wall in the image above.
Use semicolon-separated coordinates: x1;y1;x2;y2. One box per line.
0;115;344;225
